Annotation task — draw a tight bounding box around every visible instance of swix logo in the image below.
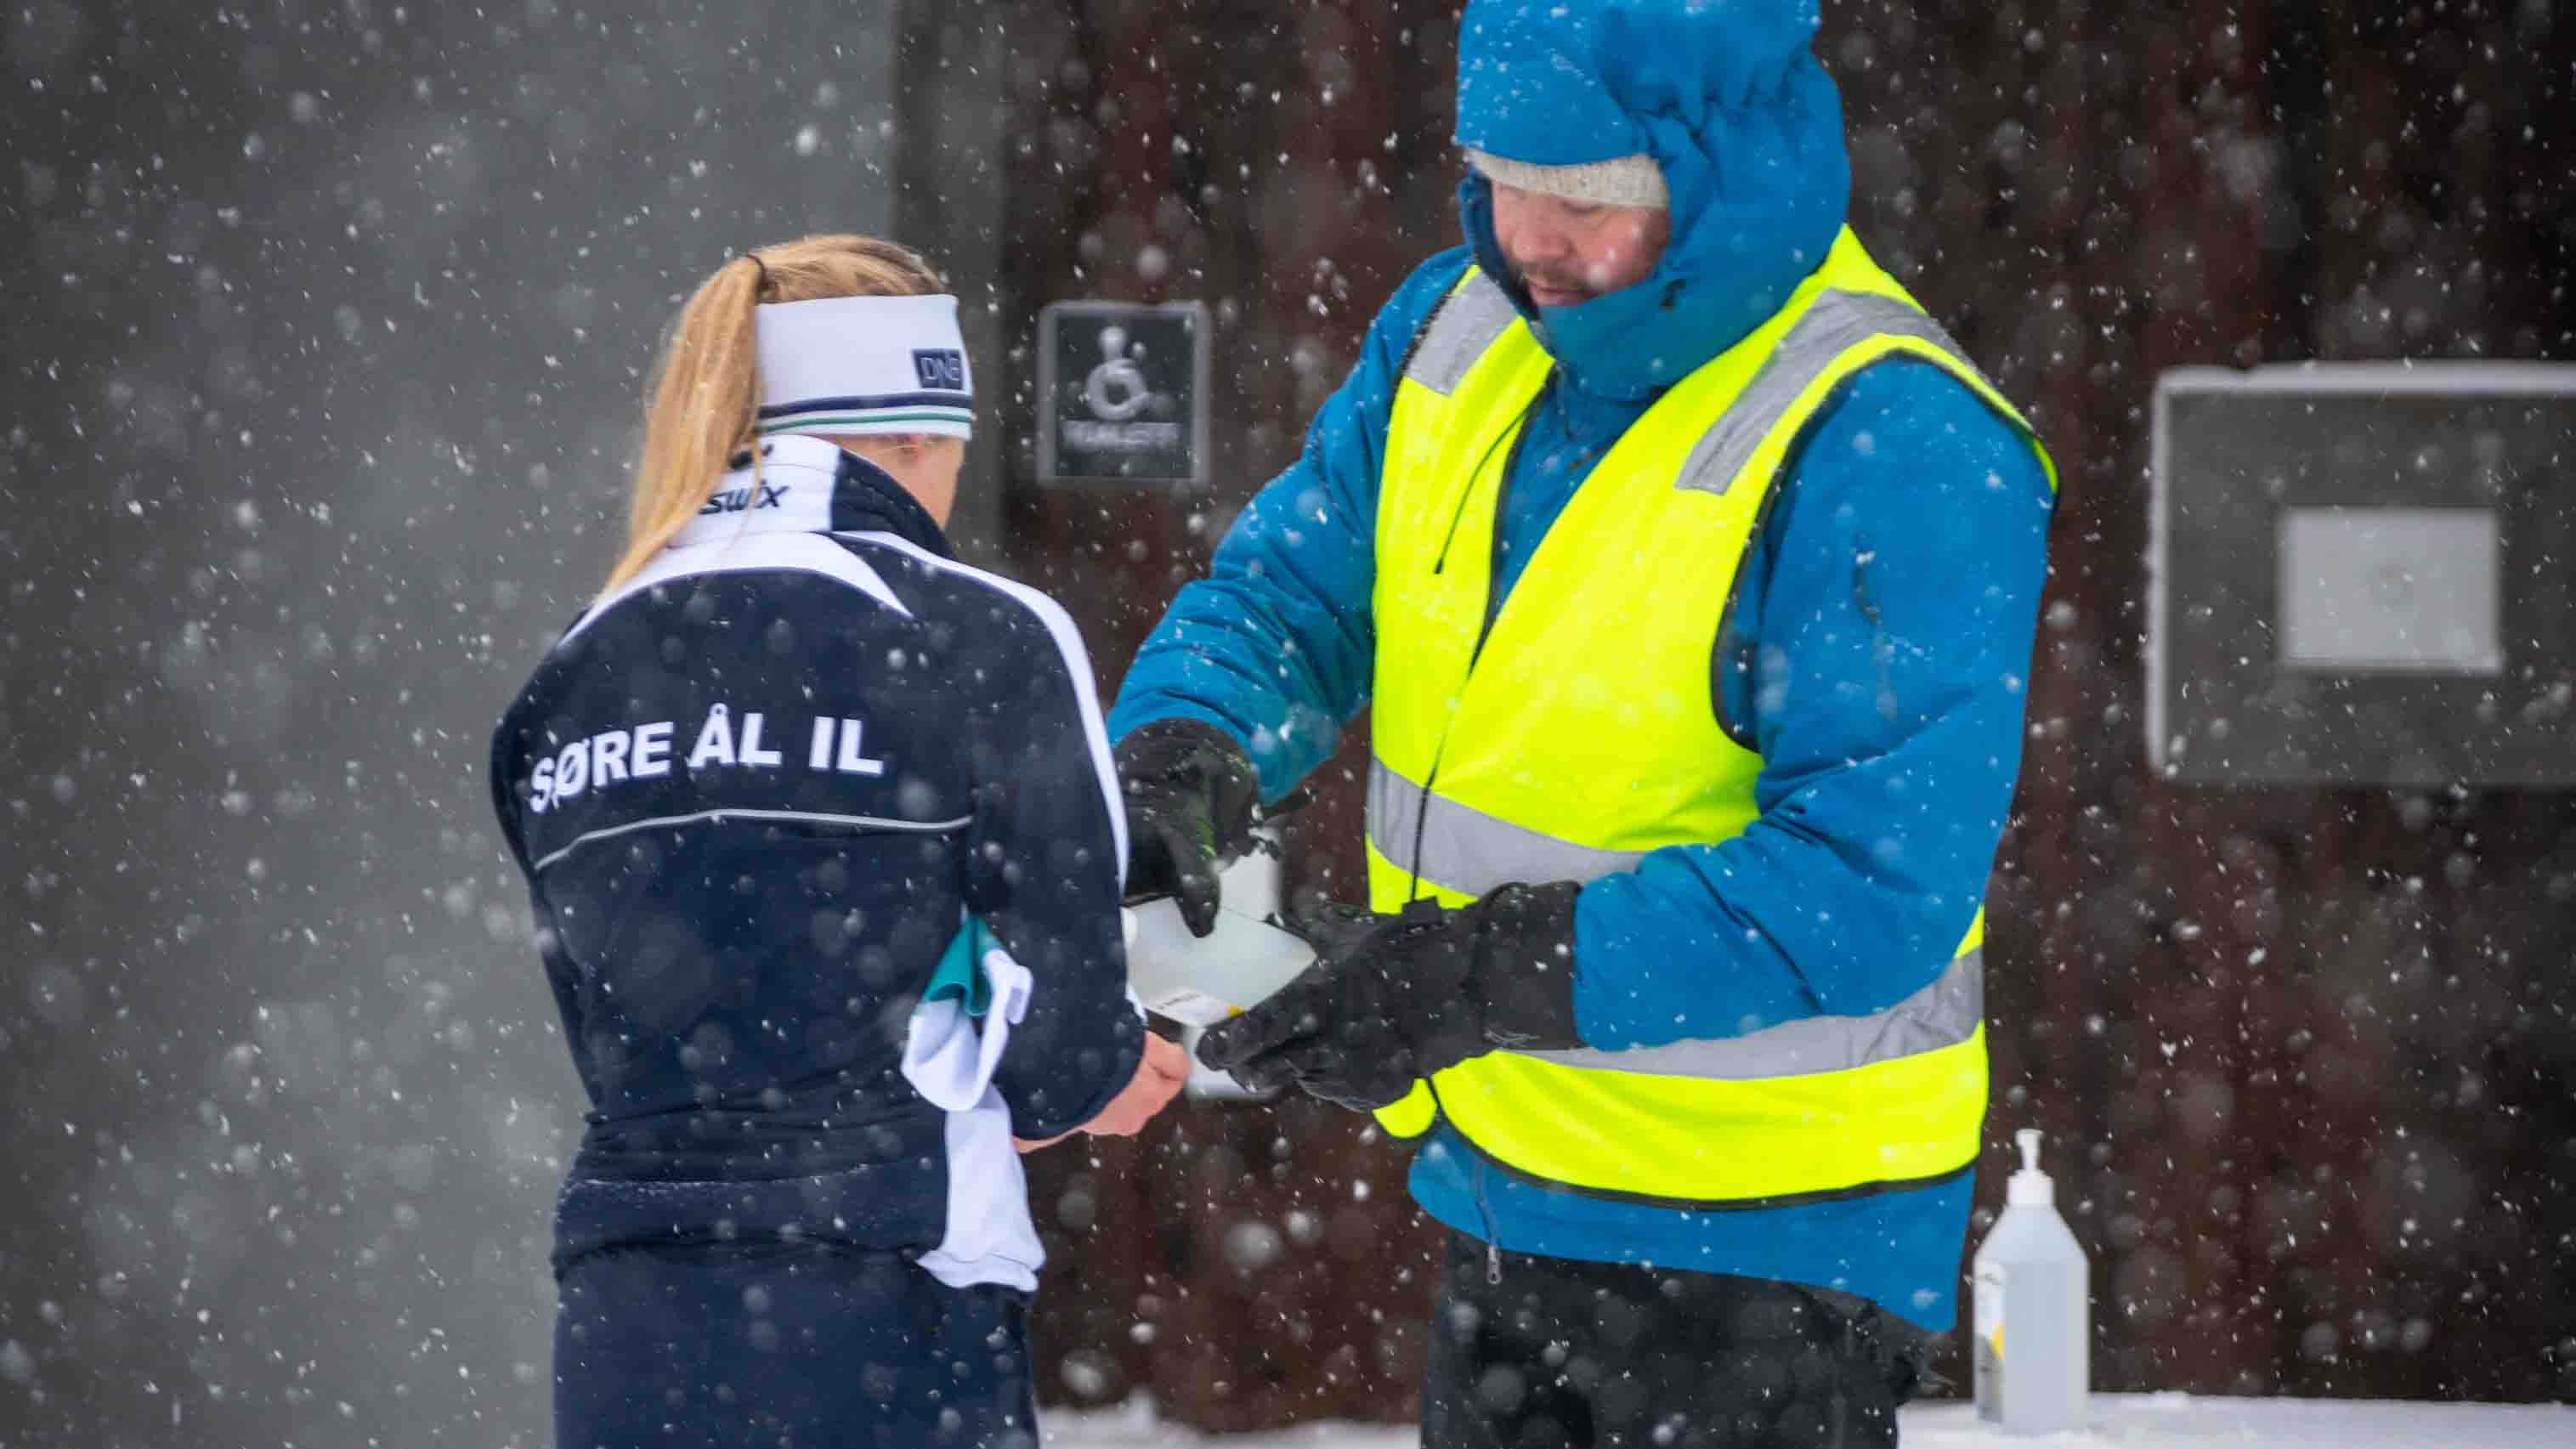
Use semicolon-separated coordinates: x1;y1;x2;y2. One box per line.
699;483;787;516
912;348;966;391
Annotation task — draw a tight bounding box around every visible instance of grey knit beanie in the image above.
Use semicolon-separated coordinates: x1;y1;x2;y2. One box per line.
1465;147;1669;210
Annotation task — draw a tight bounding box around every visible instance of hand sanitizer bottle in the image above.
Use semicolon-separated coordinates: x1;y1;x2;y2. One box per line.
1119;841;1316;1027
1973;1129;2089;1434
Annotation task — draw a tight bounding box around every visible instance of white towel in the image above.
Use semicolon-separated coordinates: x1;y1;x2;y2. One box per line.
900;947;1033;1112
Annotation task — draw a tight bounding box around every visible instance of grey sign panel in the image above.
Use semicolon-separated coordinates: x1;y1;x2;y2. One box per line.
2148;363;2576;787
2278;507;2502;674
1037;299;1211;488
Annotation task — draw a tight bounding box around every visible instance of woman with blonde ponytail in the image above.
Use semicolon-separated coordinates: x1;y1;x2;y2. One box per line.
489;235;1186;1448
603;235;960;595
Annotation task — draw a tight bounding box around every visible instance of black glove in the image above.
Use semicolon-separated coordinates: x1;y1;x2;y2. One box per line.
1195;882;1583;1112
1112;718;1264;937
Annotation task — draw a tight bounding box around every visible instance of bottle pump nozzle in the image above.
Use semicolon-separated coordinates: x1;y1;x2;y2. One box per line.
2008;1128;2054;1206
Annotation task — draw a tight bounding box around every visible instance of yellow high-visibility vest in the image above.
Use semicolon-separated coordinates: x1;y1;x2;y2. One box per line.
1366;229;2057;1206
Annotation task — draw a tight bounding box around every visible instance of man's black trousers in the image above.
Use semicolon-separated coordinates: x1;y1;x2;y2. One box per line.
1423;1234;1937;1449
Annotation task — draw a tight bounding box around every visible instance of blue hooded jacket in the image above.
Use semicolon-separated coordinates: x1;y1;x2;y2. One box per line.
1112;0;2054;1332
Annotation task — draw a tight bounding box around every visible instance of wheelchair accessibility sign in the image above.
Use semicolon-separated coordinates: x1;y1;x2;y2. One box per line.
1037;300;1210;488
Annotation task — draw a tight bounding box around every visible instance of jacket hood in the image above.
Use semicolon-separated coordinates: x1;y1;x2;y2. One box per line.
1452;0;1852;402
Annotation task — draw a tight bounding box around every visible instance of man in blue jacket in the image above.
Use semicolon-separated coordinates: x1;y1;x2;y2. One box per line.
1111;3;2056;1444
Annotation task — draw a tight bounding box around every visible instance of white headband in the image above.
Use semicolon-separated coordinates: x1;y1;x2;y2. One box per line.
754;293;974;441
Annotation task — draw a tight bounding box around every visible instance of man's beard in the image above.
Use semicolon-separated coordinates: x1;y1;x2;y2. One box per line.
1512;260;1603;305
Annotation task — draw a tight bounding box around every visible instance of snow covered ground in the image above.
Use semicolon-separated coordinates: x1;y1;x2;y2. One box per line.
1898;1395;2575;1447
1044;1393;2576;1448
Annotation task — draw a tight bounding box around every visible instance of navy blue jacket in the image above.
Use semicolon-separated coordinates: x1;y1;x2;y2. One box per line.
492;439;1143;1273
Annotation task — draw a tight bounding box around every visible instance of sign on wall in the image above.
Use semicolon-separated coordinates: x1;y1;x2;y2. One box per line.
1036;299;1210;489
2148;363;2576;787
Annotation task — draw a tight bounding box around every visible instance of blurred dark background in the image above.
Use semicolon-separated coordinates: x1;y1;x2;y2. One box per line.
5;1;2573;1443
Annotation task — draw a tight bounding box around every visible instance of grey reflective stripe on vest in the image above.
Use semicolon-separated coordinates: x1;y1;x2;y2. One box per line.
1403;272;1522;396
1369;758;1645;893
1676;290;1990;497
1526;946;1984;1081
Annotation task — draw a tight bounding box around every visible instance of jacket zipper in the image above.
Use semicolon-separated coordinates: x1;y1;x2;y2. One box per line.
1419;368;1554;1281
1432;365;1554;591
1473;1154;1503;1285
1423;1078;1504;1284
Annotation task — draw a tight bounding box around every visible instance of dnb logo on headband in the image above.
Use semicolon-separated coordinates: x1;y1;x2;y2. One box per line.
912;349;967;391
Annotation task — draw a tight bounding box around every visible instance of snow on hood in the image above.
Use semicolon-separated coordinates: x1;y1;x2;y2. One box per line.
1452;0;1853;402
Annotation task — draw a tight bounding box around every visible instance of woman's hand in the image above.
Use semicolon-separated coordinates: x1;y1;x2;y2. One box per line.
1015;1031;1190;1153
1084;1030;1192;1135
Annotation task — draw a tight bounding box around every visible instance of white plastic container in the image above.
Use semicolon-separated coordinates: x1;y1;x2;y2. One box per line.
1119;843;1314;1027
1973;1128;2091;1434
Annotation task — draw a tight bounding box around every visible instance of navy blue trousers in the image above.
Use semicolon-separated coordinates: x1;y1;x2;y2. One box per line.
555;1242;1039;1449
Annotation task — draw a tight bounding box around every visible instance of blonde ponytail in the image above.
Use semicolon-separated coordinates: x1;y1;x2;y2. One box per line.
600;235;946;597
